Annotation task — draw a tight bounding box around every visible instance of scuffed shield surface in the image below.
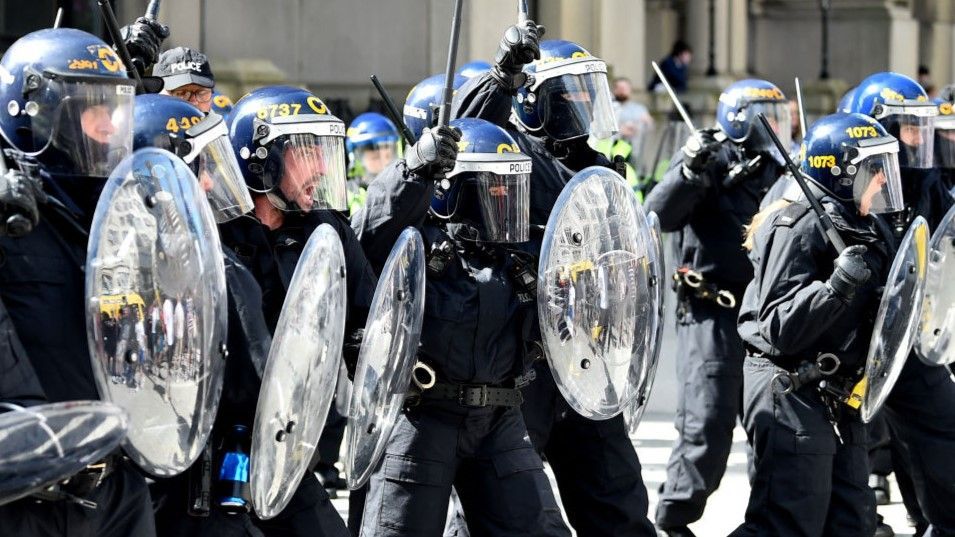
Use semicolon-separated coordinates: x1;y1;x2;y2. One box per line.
250;224;347;519
538;166;658;420
861;216;930;423
0;401;127;505
85;148;227;476
916;204;955;365
343;227;425;490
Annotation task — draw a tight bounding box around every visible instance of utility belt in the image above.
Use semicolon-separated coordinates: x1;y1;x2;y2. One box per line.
30;452;123;509
673;268;737;310
760;351;865;412
407;361;525;409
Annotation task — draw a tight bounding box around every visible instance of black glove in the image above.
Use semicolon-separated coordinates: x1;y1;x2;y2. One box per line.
0;166;45;238
681;128;722;183
491;20;545;90
406;125;462;178
120;17;170;75
827;245;872;301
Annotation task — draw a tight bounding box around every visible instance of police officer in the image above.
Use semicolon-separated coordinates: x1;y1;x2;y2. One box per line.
935;96;955;193
345;112;401;213
451;23;658;536
352;115;571;537
845;72;955;537
731;112;900;537
127;93;268;537
221;85;378;537
0;28;155;537
155;47;218;114
644;79;791;534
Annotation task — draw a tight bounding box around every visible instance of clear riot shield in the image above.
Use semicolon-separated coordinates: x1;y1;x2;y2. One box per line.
538;166;658;420
860;216;930;423
86;147;228;477
0;401;127;505
343;227;426;490
624;211;666;434
250;224;347;519
916;204;955;365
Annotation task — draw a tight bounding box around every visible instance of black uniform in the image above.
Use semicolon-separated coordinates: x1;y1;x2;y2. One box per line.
0;174;156;537
880;169;955;536
352;160;570;537
643;138;783;529
218;209;377;537
450;73;657;537
731;199;890;537
151;248;271;537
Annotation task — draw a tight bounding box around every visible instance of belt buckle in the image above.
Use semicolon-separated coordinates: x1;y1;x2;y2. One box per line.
458;385;488;408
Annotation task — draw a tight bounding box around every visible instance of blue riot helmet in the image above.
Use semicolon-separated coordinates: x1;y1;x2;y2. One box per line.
715;79;791;158
432;118;531;243
0;28;135;177
799;113;904;216
210;90;235;119
513;40;618;143
836;87;856;113
845;72;937;169
403;73;467;141
228;86;348;212
133;94;253;222
457;60;492;79
346;112;400;185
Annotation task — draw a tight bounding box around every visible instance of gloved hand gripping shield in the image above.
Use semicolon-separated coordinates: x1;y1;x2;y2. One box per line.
538;166;659;420
250;224;347;519
85;147;227;476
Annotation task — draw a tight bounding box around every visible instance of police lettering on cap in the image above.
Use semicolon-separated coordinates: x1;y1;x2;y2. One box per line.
155;47;215;90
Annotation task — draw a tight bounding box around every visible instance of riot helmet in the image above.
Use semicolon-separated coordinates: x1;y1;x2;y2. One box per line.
210;90;235;119
403;73;467;141
845;72;937;169
513;40;618;143
432;118;530;243
228;86;348;213
132;94;253;222
0;28;135;178
799;113;904;216
346;112;400;185
715;79;791;159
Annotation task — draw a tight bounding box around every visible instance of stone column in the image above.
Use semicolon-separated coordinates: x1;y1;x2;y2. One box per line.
597;0;647;88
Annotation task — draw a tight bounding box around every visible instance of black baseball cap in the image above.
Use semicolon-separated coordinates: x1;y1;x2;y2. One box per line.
154;47;215;90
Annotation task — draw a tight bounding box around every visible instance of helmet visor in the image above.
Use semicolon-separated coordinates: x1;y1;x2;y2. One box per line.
537;70;617;142
29;75;135;177
746;101;792;157
254;116;348;212
851;149;904;215
353;140;400;181
934;120;955;169
876;103;936;168
447;153;531;243
184;120;254;222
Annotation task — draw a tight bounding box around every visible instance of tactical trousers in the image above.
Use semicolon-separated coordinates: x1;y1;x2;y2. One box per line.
522;360;657;537
359;400;570;537
655;298;744;528
0;460;156;537
885;358;955;537
730;357;875;537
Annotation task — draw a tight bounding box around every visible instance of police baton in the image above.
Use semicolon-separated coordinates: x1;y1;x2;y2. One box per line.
794;77;808;141
437;0;464;129
95;0;144;91
651;60;696;132
755;113;847;253
518;0;529;24
369;75;417;146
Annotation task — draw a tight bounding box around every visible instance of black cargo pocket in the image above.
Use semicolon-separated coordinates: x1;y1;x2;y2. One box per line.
767;424;836;504
377;454;450;532
491;447;544;478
